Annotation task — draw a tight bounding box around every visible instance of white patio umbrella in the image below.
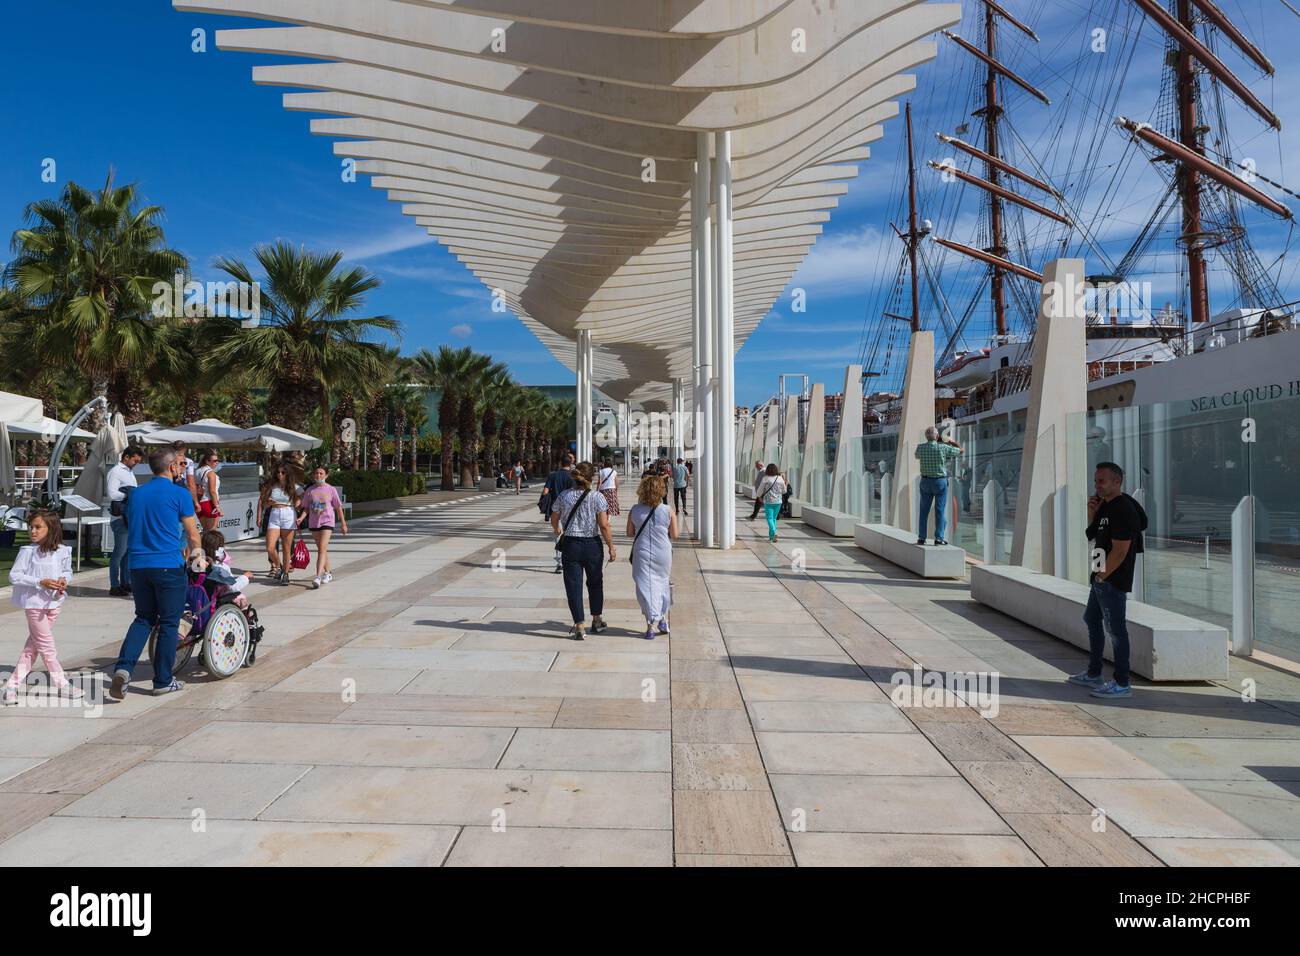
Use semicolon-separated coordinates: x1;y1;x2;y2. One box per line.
0;422;14;498
246;423;322;452
71;413;129;505
6;416;96;443
140;418;266;449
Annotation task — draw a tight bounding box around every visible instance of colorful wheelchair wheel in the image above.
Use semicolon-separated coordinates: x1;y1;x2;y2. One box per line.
147;623;197;677
201;604;250;678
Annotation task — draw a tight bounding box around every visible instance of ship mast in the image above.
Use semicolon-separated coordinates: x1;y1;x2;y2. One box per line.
981;3;1008;339
1175;0;1209;329
906;101;921;333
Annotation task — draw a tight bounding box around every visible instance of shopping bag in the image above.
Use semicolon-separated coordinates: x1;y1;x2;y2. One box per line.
291;537;311;570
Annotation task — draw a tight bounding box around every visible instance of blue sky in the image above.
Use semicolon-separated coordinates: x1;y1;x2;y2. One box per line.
3;1;1296;408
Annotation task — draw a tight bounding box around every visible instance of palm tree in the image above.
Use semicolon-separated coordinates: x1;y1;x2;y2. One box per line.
405;397;429;475
204;241;398;439
457;354;502;487
357;346;399;470
7;172;188;430
413;345;473;490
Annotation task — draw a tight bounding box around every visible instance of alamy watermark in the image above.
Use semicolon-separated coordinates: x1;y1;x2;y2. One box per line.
151;273;261;328
890;664;1000;717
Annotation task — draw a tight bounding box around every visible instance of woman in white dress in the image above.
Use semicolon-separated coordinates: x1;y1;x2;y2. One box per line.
625;474;678;640
597;456;620;516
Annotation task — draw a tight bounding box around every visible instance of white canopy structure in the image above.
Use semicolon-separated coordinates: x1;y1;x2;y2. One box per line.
247;423;323;452
0;390;43;426
175;0;960;546
6;417;97;443
140;418;268;449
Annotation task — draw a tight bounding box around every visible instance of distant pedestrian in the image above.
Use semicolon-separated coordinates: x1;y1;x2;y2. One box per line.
749;460;765;520
670;457;690;515
598;456;620;516
627;473;678;639
512;459;524;494
3;510;82;705
755;464;787;542
1070;462;1147;700
171;440;200;509
551;462;616;641
302;465;348;588
915;425;962;546
259;460;302;585
110;449;202;698
195;449;223;532
107;444;143;597
540;453;576;573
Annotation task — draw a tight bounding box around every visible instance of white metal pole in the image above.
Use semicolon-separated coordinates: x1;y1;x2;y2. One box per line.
694;133;714;546
1231;494;1255;656
714;130;736;548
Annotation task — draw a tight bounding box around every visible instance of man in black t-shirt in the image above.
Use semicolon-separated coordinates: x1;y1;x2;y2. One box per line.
1068;461;1146;699
541;454;576;573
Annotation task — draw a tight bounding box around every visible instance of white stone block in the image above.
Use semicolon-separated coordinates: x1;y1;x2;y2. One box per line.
801;505;857;537
854;523;965;579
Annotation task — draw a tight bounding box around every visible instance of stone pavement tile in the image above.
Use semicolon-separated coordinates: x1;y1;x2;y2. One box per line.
0;817;459;866
1139;837;1300;866
403;670;663;700
770;774;1011;834
757;732;956;776
954;761;1095;814
1015;735;1300;781
673;743;767;790
381;603;493;618
675;853;794;866
1002;813;1163;866
673;790;789;855
748;700;915;733
0;715;113;757
347;629;466;650
94;706;220;748
270;666;423;695
672;708;755;744
262;766;673;829
989;703;1120;736
0;792;77;844
446;826;671;866
499;728;670;772
0;757;46;784
342;694;561;728
165;680;277;711
218;691;353;724
721;622;823;639
672;681;745;710
1078;704;1300;739
453;632;662;654
156;721;513;769
553;698;670;731
58;761;310;820
536;597;641;610
1065;779;1269;839
671;659;737;683
316;647;558;672
916;720;1031;762
737;672;885;703
669;639;731;661
553;652;668;674
725;636;854;660
0;743;156;795
791;832;1042;867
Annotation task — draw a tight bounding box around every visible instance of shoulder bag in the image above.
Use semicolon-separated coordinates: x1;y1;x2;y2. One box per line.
554;489;591;551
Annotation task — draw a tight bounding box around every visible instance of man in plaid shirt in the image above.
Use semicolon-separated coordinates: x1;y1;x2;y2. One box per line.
914;426;963;546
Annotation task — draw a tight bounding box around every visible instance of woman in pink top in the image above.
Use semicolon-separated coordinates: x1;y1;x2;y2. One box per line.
301;465;349;589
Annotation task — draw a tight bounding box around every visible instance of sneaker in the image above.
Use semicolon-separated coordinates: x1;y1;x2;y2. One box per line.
322;572;333;585
934;539;948;546
108;585;125;597
590;617;608;634
109;669;130;700
916;539;926;546
1;687;17;706
312;576;322;589
1067;671;1105;688
656;618;670;635
1090;680;1132;699
570;625;585;641
278;569;290;586
57;684;85;701
151;679;185;696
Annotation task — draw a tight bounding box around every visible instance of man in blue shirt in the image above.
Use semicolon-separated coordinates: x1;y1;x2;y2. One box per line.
110;449;202;698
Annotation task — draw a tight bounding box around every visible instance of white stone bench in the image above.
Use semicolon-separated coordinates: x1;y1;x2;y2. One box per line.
970;564;1229;681
800;504;857;537
855;523;966;579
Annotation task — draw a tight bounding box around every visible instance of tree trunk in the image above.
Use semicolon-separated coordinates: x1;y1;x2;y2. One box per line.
410;428;419;474
183;392;202;424
365;401;385;470
439;428;455;491
230;390;253;429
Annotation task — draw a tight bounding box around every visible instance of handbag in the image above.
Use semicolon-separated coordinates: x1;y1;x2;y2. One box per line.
554;489;591;551
291;537;311;570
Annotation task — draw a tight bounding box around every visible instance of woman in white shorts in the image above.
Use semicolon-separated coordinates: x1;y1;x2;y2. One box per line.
259;462;302;585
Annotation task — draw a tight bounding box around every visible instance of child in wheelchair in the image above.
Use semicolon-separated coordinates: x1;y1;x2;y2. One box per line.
192;530;265;666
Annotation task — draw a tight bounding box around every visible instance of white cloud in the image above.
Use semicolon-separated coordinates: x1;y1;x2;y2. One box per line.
449;323;473;338
788;225;889;300
337;226;433;262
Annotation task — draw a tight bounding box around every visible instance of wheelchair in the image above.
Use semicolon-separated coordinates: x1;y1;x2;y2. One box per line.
146;570;264;678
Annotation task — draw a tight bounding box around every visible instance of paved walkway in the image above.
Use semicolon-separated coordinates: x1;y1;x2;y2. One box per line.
0;486;1297;865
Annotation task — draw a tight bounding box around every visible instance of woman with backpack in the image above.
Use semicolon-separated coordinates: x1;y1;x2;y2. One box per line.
550;461;616;641
755;463;788;543
626;473;678;640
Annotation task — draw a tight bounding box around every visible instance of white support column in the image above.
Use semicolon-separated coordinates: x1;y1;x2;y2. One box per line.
713;130;736;548
671;379;684;462
575;329;593;462
621;401;631;475
1231;495;1255;656
693;132;714;546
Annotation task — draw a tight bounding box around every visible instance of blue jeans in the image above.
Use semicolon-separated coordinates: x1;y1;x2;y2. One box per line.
115;566;186;688
109;516;129;588
918;476;948;542
1084;579;1130;687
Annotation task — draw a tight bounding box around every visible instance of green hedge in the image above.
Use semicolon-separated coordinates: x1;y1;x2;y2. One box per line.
330;470;427;503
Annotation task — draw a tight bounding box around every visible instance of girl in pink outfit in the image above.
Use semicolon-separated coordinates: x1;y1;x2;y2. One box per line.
301;465;349;589
4;510;82;704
